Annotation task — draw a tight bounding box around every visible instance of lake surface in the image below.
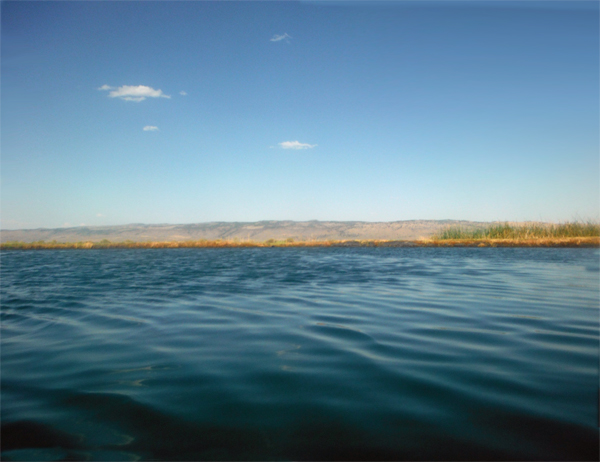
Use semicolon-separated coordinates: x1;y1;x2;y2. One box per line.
1;247;598;461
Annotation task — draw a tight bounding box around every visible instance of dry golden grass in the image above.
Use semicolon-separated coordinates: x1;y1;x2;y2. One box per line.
1;236;598;249
0;239;347;250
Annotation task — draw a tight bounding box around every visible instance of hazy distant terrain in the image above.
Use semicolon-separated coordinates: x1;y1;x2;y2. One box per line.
1;220;516;243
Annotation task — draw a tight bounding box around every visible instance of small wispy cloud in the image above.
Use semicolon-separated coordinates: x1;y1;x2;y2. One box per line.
96;213;104;217
99;85;170;102
143;126;159;131
279;140;317;150
179;91;187;96
270;33;291;42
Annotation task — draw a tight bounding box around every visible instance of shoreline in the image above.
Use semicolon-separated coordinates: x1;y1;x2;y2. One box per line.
1;237;598;249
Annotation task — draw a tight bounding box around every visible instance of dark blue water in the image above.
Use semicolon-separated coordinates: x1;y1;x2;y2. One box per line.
1;248;598;461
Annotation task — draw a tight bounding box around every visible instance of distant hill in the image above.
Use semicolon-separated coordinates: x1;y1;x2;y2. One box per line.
0;220;513;243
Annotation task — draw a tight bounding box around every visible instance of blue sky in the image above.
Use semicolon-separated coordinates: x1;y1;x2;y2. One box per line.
2;0;598;229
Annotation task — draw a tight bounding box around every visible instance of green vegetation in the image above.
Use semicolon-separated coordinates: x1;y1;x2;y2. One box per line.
432;222;600;240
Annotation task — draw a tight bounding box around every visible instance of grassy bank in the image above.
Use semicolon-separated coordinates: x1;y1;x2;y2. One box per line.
1;236;599;249
2;223;598;249
421;236;599;247
432;221;600;240
0;238;344;250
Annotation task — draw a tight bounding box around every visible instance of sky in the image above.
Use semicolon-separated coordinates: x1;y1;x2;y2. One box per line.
1;0;598;229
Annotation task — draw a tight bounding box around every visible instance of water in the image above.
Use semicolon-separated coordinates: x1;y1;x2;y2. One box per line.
1;247;598;461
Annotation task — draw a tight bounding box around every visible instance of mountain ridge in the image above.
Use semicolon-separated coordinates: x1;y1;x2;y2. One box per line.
0;220;541;243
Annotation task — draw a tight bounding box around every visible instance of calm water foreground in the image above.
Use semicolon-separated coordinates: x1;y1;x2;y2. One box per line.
1;247;598;461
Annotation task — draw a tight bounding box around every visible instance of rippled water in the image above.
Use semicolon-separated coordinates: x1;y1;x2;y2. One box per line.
1;248;598;461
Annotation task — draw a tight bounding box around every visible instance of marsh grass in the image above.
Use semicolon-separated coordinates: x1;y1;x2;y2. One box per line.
432;221;600;240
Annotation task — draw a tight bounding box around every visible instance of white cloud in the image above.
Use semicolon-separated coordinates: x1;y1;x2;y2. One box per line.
99;85;170;102
179;91;187;96
96;213;104;217
279;140;317;150
143;126;159;131
270;33;291;42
